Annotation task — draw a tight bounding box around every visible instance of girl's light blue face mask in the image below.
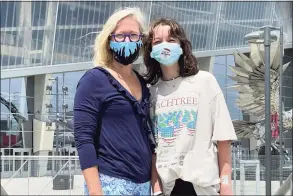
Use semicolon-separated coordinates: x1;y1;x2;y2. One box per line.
150;42;183;66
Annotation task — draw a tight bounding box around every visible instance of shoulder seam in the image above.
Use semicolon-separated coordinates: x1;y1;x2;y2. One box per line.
209;92;223;104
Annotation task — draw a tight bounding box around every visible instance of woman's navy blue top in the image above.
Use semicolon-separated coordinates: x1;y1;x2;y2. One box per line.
73;67;155;183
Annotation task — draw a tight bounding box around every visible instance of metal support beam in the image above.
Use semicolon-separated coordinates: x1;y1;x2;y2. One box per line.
279;26;284;185
43;2;59;65
205;1;222;50
1;62;93;79
19;1;32;66
1;43;291;79
263;25;272;196
61;1;104;13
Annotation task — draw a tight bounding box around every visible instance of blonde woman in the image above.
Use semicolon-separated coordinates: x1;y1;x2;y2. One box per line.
74;7;157;195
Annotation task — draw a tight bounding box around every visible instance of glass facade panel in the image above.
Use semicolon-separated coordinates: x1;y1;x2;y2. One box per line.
0;2;19;28
1;1;292;70
213;64;227;76
282;57;292;111
0;78;30;148
214;56;227;65
283;76;292;87
213;55;243;120
63;71;85;112
221;2;267;20
31;1;47;26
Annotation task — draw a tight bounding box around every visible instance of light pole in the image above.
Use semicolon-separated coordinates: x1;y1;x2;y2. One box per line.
49;77;60;155
49;77;60;175
278;26;284;186
244;25;283;195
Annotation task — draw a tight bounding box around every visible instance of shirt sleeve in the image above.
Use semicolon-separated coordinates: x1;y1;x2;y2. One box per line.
74;71;104;170
210;92;238;142
206;73;237;142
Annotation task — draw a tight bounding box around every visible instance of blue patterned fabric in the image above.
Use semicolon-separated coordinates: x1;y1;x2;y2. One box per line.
84;173;151;196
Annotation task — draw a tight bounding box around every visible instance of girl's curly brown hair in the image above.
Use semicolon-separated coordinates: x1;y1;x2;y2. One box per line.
143;18;199;85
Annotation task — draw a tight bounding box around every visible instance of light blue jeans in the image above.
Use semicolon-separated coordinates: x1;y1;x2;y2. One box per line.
84;173;151;195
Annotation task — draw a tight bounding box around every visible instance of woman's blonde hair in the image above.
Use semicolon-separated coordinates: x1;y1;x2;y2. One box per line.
93;7;147;67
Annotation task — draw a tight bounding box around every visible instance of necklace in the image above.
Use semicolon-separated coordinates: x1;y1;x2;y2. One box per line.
162;76;180;88
162;75;180;81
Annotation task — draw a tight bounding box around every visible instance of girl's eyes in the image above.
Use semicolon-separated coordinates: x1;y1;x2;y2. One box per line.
153;39;176;45
153;41;161;45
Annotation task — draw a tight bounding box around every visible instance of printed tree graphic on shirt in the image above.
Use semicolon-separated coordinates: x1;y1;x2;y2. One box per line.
158;113;174;138
172;111;181;129
153;110;198;144
187;111;197;130
182;110;189;124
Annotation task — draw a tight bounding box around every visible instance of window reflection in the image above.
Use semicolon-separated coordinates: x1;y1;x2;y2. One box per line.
64;71;85;111
0;71;87;150
0;78;29;148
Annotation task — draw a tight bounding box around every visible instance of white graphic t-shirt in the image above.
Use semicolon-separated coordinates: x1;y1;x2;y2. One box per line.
149;71;237;195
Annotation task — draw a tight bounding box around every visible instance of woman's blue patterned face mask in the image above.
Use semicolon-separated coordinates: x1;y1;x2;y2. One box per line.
150;42;183;66
110;40;142;66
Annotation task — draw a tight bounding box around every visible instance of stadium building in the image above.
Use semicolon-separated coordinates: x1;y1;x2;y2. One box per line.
1;1;292;180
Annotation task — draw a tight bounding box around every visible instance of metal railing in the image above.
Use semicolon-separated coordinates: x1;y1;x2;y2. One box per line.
232;147;292;195
1;151;292;195
239;160;261;195
1;155;83;195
